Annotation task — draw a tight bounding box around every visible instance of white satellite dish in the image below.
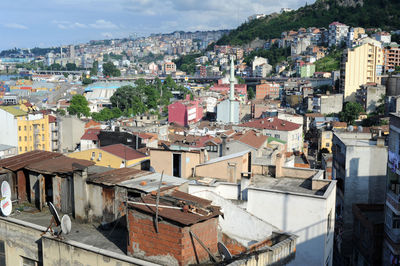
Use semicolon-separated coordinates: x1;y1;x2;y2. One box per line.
1;181;11;200
0;198;12;216
61;215;72;235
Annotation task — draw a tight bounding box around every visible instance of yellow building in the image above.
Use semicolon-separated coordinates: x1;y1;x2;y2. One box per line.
319;130;333;153
68;143;149;169
352;27;365;40
341;38;383;101
0;105;50;154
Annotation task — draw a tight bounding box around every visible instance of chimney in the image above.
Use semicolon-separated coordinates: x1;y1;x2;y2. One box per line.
275;153;284;178
220;135;227;157
377;136;385;147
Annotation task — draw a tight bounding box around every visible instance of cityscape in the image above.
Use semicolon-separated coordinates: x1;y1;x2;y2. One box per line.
0;0;399;265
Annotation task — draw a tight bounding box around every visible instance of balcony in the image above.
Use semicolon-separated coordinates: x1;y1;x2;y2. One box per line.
387;190;400;216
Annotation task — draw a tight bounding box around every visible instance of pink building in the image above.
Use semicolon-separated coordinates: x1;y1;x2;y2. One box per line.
210;80;247;96
168;99;203;127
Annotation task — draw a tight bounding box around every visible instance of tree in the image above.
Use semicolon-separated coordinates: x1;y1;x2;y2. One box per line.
67;95;90;118
236;76;245;84
65;63;77;71
339;102;364;125
56;109;66;116
90;61;98;76
102;61;121;77
248;87;255;100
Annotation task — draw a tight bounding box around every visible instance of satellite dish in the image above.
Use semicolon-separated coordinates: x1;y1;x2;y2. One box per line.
1;181;11;200
0;198;12;216
218;242;232;260
48;202;61;226
61;215;72;234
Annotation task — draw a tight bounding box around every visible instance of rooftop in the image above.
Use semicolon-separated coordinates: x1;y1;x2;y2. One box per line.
101;144;148;160
0;105;27;116
128;189;222;226
25;156;95;174
0;150;62;171
238;117;301;131
250;173;329;197
81;128;101;141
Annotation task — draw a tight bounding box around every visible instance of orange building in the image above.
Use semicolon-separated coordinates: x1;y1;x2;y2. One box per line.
256;82;281;100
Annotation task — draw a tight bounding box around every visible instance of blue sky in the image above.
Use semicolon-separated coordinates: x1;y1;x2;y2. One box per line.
0;0;311;50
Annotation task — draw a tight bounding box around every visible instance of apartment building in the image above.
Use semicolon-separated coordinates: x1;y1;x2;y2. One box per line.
0;106;50;154
383;113;400;265
356;83;386;113
332;130;387;263
328;22;349;47
255;81;281;100
340;38;384;101
384;43;400;72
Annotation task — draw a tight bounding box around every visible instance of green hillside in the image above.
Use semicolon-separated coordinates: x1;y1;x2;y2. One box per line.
217;0;400;45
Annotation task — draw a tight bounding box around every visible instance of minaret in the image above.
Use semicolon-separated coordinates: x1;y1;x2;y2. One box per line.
229;56;235;123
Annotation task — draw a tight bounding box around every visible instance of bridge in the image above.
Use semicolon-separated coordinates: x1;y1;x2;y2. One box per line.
31;70;84;75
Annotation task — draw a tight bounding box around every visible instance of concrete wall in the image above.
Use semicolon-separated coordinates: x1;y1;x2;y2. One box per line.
59;115;85;152
87;183;103;221
0;109;18;149
217;99;240;124
188;183;239;200
246;185;336;266
195;153;249;183
0;216;157;266
192;191;274;247
150;149;201;178
320;94;343;114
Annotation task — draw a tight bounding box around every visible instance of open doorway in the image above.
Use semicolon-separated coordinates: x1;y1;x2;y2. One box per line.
173;153;181;177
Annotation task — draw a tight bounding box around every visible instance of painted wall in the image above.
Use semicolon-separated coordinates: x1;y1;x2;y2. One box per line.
195;153;249;183
67;148;149;169
246;186;336;266
58;115;86;152
216;99;240;124
17;113;50;154
0;109;18;148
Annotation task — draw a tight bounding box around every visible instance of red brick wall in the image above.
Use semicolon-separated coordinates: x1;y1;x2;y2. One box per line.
221;233;246;255
127;209;218;266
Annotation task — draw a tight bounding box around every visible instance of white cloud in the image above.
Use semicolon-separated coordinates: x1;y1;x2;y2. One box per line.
89;19;118;29
4;23;28;30
101;32;113;38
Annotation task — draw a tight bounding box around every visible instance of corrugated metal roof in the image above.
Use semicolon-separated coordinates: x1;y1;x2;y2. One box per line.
128;190;222;226
0;150;63;171
24;155;95;174
87;168;148;186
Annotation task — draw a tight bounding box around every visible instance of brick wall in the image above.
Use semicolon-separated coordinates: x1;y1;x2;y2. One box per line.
127;209;218;266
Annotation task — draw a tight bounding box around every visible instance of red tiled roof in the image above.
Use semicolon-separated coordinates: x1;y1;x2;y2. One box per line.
305;113;324;118
81;129;101;141
233;130;268;149
48;115;57;123
239;117;301;131
85;120;101;129
101;144;148;160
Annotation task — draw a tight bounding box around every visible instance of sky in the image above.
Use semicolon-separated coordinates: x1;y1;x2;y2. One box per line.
0;0;312;51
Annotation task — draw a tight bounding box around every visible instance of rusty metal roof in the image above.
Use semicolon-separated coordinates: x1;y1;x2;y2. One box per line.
24;155;95;174
87;168;149;186
0;150;63;171
128;190;222;226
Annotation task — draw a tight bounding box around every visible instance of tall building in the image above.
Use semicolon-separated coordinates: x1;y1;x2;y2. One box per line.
328;22;349;47
384;43;400;72
69;45;75;58
0;106;50;154
332;130;387;263
340;38;384;101
383;113;400;265
256;81;281;100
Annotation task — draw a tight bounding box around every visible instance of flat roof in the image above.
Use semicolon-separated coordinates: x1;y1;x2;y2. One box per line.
10;206;127;255
249;175;328;196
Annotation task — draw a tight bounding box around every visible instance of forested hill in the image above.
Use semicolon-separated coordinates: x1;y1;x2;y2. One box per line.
216;0;400;45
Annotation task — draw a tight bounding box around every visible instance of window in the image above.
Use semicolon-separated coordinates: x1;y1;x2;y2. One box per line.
19;136;21;141
274;134;280;139
91;152;95;160
24;126;26;131
19;147;22;152
42;135;45;141
393;213;400;229
21;256;38;266
98;152;102;161
42;124;44;131
25;147;27;152
18;126;21;131
327;210;332;234
0;241;4;265
24;136;27;141
326;143;330;147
